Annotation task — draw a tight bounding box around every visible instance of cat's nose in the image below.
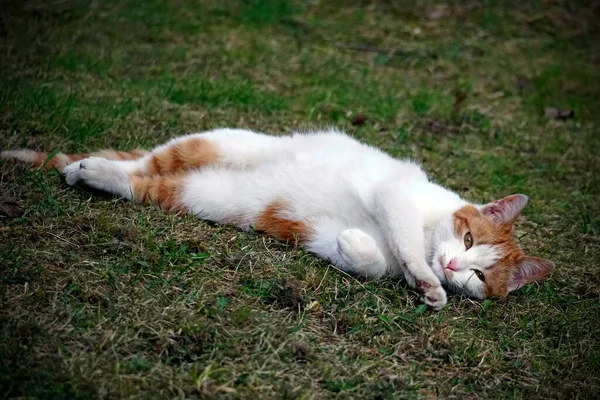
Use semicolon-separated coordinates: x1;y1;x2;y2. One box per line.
446;259;458;271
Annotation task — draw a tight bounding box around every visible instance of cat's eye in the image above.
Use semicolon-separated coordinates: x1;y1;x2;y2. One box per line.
472;269;486;282
464;232;473;250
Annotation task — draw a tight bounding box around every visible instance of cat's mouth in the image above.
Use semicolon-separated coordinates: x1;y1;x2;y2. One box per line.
431;255;448;283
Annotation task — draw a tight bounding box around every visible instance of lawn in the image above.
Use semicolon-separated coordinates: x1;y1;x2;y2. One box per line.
1;0;599;398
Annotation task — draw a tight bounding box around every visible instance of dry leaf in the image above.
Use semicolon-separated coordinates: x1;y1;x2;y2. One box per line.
351;113;366;126
516;76;533;94
306;300;322;314
290;340;314;359
0;196;22;217
425;119;458;135
452;90;467;114
544;107;574;120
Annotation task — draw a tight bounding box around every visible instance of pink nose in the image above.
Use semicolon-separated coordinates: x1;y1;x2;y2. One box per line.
446;259;457;271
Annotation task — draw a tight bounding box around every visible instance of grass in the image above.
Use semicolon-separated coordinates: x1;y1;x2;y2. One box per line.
1;0;599;398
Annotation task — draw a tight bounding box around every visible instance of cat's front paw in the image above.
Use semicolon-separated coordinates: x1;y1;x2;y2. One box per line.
416;280;447;310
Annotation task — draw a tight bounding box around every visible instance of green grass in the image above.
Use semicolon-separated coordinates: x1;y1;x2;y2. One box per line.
1;0;599;398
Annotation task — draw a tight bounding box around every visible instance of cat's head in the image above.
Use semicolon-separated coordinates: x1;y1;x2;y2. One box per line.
430;194;553;299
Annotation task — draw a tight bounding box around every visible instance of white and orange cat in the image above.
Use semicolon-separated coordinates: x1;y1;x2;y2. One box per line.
1;128;553;309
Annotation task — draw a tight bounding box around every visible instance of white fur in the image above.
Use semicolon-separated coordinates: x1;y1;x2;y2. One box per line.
1;149;40;163
63;157;132;197
44;128;513;309
336;228;388;279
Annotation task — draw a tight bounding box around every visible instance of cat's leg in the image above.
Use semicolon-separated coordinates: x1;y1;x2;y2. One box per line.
373;182;447;310
97;128;283;176
6;128;282;175
63;156;195;213
62;158;289;232
64;160;317;250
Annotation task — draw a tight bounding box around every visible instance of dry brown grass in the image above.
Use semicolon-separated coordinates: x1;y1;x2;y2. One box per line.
1;0;599;398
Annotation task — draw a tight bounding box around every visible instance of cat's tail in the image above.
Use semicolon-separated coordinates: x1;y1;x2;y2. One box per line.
0;148;149;171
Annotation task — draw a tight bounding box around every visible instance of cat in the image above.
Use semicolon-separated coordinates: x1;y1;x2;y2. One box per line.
1;128;554;309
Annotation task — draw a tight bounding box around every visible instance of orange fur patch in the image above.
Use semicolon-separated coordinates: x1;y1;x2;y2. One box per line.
452;205;524;297
147;138;219;175
254;202;308;243
131;174;186;212
92;149;149;161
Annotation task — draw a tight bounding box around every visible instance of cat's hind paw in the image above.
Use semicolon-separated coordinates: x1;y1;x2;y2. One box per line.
64;157;130;197
63;160;82;184
336;229;387;279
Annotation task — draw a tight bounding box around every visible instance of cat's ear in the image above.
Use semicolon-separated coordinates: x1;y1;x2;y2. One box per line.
481;194;528;224
507;257;554;292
